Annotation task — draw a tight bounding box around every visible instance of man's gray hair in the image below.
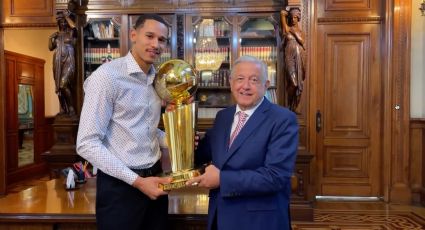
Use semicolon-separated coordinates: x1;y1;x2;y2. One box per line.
230;55;268;84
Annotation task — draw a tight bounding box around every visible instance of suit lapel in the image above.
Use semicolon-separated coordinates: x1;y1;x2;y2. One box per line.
217;107;235;168
221;99;271;167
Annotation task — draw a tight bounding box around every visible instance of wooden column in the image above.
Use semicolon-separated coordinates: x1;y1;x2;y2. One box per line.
384;0;412;203
74;0;88;116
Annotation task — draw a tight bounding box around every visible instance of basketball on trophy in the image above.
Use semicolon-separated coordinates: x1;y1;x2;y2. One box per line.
154;59;198;106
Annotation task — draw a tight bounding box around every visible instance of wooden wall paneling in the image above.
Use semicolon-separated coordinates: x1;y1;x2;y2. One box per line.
0;223;53;230
0;6;6;194
44;116;56;151
315;22;382;196
422;122;425;206
410;119;425;205
317;0;381;19
33;62;46;163
5;54;19;172
2;0;55;27
383;0;412;203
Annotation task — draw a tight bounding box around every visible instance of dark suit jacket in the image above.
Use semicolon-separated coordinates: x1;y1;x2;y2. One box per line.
196;98;298;230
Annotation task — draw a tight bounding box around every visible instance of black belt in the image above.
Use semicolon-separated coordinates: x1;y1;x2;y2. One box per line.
131;161;162;177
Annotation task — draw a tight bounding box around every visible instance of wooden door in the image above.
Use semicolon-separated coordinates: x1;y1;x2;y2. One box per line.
5;51;46;185
315;23;382;196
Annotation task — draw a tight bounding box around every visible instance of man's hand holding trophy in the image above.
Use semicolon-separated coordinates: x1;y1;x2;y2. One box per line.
154;59;202;191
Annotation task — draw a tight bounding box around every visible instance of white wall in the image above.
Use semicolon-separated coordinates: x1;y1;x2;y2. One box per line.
411;0;425;118
4;28;60;117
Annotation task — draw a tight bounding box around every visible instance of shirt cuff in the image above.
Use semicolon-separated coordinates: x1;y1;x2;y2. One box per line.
123;170;139;186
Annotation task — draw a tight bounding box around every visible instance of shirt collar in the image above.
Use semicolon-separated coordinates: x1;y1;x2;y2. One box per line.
235;97;265;118
125;51;156;84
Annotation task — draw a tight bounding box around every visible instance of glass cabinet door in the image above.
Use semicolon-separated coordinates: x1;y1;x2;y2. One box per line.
83;17;121;79
239;16;279;104
190;16;233;118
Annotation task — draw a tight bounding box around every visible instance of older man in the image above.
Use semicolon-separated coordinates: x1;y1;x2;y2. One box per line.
187;55;298;230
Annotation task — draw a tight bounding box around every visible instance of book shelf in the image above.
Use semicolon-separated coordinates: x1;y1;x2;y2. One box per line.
185;14;280;119
240;16;279;107
83;17;121;80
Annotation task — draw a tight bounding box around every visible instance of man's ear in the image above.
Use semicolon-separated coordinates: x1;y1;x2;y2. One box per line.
130;29;137;43
265;79;270;88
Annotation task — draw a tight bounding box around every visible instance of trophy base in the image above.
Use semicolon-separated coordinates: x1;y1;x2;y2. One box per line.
159;169;201;191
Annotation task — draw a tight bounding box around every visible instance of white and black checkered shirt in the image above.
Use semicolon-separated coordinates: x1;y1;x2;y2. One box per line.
77;52;166;185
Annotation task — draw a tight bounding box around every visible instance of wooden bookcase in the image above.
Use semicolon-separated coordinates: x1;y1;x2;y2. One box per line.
59;0;314;222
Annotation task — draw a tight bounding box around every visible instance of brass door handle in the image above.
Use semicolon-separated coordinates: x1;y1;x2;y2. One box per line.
316;110;322;133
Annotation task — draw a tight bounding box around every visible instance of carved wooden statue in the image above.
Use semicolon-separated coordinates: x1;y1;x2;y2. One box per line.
281;8;306;113
48;10;77;116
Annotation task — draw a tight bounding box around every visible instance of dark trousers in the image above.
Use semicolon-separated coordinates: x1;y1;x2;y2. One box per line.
96;170;168;230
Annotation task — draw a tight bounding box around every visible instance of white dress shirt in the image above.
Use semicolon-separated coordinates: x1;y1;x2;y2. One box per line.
230;97;264;134
77;52;166;185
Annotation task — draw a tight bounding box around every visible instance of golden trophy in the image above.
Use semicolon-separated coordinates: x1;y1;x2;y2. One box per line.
154;59;200;190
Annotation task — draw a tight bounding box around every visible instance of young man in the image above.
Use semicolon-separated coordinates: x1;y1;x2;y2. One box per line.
187;55;299;230
77;14;171;230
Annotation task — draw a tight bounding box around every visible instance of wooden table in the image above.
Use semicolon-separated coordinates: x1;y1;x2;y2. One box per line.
0;177;312;229
0;178;209;230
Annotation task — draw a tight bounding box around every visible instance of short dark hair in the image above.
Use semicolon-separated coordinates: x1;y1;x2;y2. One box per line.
134;14;168;29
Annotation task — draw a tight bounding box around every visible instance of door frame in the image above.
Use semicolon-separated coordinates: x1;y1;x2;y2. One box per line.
381;0;412;203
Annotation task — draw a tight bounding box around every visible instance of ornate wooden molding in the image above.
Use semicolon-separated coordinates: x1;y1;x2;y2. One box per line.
84;6;281;15
411;118;425;125
0;23;57;28
318;16;382;24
